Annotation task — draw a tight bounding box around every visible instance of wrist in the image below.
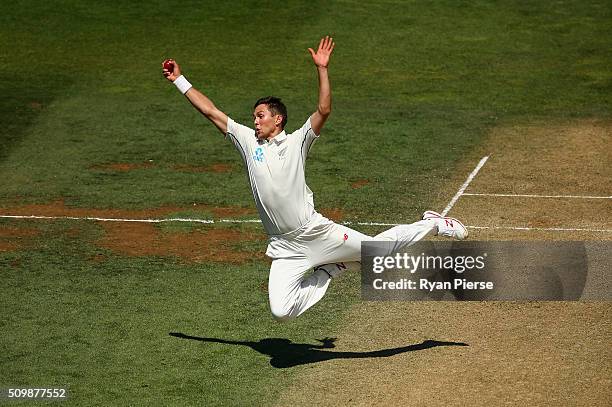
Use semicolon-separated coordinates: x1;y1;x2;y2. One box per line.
173;75;192;94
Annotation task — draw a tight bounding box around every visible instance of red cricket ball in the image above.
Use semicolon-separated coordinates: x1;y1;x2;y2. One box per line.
163;60;174;73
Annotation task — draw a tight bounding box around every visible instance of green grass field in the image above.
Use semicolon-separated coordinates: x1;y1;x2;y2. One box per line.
1;1;610;405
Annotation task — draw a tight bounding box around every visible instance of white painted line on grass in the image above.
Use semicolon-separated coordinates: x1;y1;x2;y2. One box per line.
463;193;612;199
219;219;262;224
0;215;216;224
0;214;401;227
344;221;399;227
468;225;612;233
2;214;609;233
441;155;489;216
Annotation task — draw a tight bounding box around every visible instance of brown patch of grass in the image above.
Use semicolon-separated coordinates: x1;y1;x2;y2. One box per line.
319;208;345;222
65;227;83;238
209;206;255;217
173;163;233;173
90;162;154;172
0;199;256;219
97;222;266;264
351;179;370;189
208;163;233;173
0;242;19;251
1;200;182;219
0;226;40;252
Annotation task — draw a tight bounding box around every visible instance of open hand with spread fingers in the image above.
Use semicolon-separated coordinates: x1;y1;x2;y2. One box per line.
308;36;335;68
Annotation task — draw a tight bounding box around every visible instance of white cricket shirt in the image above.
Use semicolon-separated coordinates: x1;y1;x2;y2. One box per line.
226;117;320;236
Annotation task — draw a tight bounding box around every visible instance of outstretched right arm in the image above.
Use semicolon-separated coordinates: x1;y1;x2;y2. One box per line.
162;59;228;135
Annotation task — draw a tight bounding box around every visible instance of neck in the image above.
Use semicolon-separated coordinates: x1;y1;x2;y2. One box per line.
265;128;283;141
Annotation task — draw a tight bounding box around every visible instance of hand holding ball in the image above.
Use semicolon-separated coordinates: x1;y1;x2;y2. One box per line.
162;59;181;82
162;59;189;91
163;59;175;73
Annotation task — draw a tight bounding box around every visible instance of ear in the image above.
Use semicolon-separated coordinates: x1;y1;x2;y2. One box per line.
274;115;283;127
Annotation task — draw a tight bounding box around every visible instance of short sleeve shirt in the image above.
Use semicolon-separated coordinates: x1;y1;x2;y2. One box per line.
226;117;320;235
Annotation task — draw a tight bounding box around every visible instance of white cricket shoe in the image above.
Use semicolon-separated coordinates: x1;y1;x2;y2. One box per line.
422;210;468;240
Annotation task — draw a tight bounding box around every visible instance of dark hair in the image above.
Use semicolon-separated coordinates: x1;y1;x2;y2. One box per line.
253;96;288;129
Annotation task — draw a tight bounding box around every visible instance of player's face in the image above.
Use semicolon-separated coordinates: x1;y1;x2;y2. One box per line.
253;104;281;139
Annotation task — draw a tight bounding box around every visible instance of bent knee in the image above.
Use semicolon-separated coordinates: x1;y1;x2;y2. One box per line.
269;301;297;322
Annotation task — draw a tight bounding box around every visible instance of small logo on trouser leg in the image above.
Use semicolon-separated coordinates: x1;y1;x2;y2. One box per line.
314;263;348;279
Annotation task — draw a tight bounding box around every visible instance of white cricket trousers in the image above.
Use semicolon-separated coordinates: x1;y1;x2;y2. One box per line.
265;212;435;321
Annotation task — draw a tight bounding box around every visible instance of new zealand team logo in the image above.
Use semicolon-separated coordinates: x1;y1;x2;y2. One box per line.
253;147;264;162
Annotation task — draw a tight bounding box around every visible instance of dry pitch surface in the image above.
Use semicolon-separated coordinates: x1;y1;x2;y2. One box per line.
276;119;611;406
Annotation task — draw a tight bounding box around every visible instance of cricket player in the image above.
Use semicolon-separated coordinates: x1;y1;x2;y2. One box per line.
162;36;467;321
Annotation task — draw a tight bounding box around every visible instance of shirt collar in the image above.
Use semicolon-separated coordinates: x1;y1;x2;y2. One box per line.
270;131;287;145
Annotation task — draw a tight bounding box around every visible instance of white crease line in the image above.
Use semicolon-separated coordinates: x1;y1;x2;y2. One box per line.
0;215;216;223
468;225;612;233
441;156;489;216
344;221;399;226
219;219;262;223
3;214;610;233
463;193;612;199
0;214;401;227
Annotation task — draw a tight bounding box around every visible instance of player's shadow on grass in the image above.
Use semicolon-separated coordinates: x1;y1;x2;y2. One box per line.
169;332;468;368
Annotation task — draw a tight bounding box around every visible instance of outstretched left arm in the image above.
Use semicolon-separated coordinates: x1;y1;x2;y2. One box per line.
308;36;335;135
